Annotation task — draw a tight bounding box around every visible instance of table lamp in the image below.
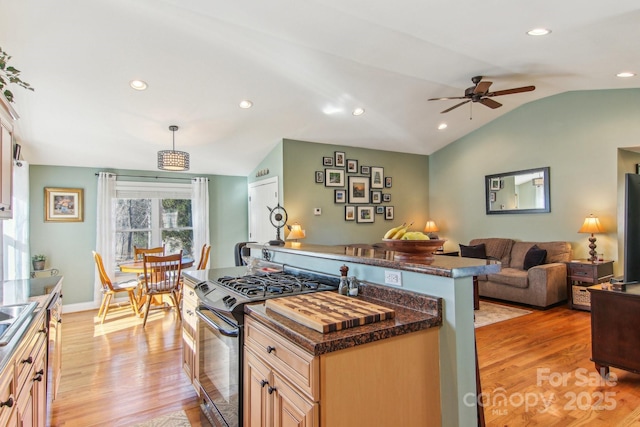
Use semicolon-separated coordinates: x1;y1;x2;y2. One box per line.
424;220;440;239
287;223;306;248
578;214;604;262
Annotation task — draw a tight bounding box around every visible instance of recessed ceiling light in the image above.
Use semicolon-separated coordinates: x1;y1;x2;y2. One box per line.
616;72;636;78
129;80;148;91
352;107;365;116
527;28;551;36
438;123;448;130
239;100;253;109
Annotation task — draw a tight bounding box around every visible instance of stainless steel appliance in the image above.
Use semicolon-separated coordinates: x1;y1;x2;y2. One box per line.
194;266;339;427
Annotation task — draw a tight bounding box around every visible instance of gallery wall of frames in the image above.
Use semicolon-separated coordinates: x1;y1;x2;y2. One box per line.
315;151;394;223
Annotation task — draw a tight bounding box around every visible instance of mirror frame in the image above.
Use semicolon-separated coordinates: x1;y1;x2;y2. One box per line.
485;167;550;215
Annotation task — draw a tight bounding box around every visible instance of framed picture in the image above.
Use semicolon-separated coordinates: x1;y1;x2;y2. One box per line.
490;177;500;191
325;168;345;187
345;206;355;221
334;189;346;203
385;206;394;220
315;171;324;183
385;176;392;188
323;156;334;167
360;165;370;175
490;192;496;202
347;159;358;173
45;187;84;222
348;176;370;204
371;191;382;204
383;193;391;202
371;166;384;189
376;206;384;214
335;151;345;167
356;206;375;223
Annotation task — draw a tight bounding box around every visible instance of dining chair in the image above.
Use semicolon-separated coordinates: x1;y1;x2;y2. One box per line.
93;251;139;324
133;245;165;261
141;251;183;327
197;244;211;270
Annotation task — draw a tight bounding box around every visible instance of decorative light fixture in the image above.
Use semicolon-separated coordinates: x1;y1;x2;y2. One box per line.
424;220;440;239
286;223;306;247
578;214;604;262
158;125;190;171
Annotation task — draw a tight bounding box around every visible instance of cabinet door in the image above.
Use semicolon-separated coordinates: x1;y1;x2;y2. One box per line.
244;350;271;427
0;121;12;218
182;329;195;383
272;373;317;427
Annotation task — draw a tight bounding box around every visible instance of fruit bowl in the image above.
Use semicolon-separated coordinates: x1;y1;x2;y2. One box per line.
382;239;446;263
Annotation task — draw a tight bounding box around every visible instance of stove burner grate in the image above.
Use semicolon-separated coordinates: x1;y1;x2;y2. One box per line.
217;272;325;298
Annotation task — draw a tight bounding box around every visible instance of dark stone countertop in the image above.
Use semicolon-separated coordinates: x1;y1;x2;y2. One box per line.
244;281;442;356
248;242;500;278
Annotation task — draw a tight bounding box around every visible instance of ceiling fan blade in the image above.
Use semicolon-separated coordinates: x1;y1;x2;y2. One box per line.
487;85;535;97
473;81;492;94
428;96;467;101
440;100;470;113
479;98;502;109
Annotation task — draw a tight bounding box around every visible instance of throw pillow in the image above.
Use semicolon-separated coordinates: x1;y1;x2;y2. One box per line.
523;245;547;270
459;243;487;259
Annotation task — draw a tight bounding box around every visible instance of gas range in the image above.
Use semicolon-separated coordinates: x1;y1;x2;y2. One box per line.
194;265;339;324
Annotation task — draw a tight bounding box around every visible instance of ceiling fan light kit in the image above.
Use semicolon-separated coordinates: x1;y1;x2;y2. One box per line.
429;76;535;114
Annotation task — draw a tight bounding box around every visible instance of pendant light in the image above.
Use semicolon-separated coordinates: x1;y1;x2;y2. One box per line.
158;125;190;171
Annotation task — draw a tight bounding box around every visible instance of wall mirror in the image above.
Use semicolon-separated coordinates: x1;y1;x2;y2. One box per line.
485;167;550;214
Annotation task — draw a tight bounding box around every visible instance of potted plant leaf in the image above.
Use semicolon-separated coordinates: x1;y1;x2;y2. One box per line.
32;254;46;271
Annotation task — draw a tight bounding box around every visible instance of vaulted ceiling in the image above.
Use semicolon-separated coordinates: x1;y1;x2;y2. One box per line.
1;1;638;175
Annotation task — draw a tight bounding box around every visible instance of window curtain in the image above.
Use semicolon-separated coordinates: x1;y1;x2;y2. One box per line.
192;177;210;267
2;160;30;280
95;172;116;306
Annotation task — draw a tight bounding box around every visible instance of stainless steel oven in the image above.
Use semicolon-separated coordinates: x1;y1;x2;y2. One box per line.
194;266;339;427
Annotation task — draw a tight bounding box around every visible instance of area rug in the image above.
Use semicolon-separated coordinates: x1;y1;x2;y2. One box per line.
474;301;532;328
131;410;191;427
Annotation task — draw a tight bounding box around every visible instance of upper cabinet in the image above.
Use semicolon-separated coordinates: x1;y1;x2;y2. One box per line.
0;98;15;220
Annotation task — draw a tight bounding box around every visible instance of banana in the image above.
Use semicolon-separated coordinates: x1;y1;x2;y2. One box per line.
383;222;405;239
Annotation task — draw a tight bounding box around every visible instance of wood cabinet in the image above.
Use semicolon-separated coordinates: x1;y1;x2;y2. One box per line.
181;277;199;394
244;315;441;427
47;290;63;401
0;107;14;219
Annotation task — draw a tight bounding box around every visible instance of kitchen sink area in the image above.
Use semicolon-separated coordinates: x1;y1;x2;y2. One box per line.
0;301;38;346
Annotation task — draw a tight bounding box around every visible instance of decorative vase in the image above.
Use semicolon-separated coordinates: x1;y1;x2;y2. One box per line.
33;260;45;271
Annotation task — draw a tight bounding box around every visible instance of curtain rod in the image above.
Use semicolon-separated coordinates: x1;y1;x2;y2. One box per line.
94;173;207;181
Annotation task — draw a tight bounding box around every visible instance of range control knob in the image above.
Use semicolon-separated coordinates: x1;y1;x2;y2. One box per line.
227;297;237;307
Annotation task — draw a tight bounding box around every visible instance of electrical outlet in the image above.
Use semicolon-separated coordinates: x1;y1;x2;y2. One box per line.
384;270;402;286
314;208;321;215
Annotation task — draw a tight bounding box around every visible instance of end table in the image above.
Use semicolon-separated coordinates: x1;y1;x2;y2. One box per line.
566;259;614;311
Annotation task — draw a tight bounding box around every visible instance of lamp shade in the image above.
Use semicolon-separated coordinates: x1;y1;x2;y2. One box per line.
578;215;604;234
424;220;439;233
287;223;306;240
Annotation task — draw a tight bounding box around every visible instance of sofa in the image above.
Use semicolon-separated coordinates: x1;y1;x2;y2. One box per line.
464;238;572;308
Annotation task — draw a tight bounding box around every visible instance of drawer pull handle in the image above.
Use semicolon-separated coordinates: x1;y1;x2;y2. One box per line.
189;291;195;296
21;356;33;365
34;375;43;382
268;386;277;394
0;397;13;408
36;369;44;376
39;327;48;334
260;380;269;388
267;346;276;354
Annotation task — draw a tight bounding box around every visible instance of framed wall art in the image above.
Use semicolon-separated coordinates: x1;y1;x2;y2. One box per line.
323;156;334;167
376;206;384;214
45;187;84;222
334;189;346;203
347;159;358;173
315;171;324;183
360;165;370;175
489;177;500;191
371;166;384;189
348;176;370;204
385;206;394;220
385;176;392;188
383;193;391;202
356;206;375;223
371;191;382;204
335;151;345;167
325;168;345;187
345;206;355;221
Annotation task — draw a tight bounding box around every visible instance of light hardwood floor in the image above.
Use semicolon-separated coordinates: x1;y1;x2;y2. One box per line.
50;301;640;426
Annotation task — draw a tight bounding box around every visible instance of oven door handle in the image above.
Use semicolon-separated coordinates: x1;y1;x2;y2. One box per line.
196;306;239;338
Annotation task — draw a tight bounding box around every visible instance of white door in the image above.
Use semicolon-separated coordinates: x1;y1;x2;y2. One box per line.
248;177;279;244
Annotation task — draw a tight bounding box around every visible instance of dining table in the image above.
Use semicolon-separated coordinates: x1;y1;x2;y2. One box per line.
118;256;195;313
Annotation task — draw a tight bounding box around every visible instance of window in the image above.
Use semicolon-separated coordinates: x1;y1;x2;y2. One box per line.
114;181;193;263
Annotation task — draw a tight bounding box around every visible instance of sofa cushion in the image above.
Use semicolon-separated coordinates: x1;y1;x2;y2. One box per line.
486;268;529;289
469;238;514;266
459;243;487;259
524;245;547;270
536;241;572;264
510;242;537;270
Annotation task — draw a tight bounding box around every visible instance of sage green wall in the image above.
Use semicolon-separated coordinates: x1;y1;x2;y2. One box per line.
429;89;640;274
282;139;429;245
29;165;248;306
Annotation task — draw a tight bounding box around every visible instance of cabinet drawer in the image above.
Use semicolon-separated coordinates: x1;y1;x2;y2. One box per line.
0;364;14;426
15;316;47;396
568;264;597;281
182;284;198;306
245;317;319;400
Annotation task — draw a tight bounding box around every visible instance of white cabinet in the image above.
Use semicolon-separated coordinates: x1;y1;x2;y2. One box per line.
0;115;13;219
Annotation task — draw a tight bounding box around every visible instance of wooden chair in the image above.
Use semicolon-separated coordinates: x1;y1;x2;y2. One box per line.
141;252;183;327
93;251;139;324
133;245;165;261
196;244;211;270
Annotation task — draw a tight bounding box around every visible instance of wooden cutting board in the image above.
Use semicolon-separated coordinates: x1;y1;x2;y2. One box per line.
265;291;395;333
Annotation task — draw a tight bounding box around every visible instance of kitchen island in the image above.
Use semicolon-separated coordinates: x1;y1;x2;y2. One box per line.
245;242;500;427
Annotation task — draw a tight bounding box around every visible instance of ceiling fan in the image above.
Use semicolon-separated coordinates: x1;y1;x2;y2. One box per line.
429;76;535;114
